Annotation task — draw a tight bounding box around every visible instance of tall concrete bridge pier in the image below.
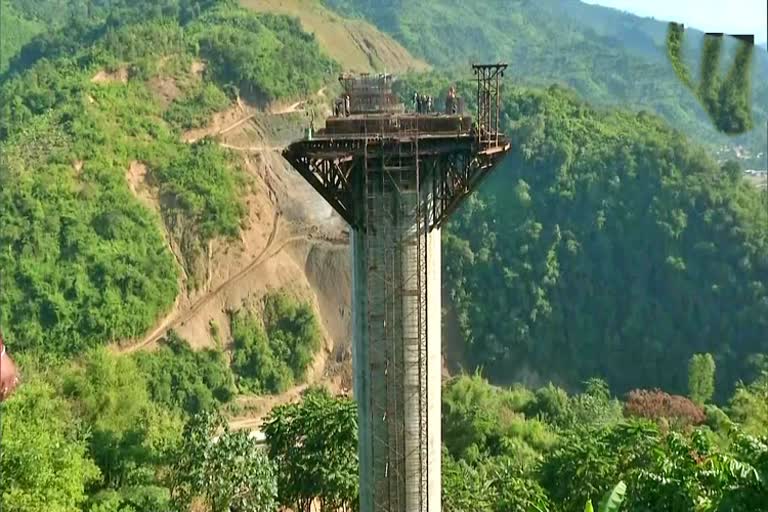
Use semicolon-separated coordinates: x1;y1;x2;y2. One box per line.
283;64;510;512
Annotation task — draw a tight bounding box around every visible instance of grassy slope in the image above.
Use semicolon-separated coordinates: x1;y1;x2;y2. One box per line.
240;0;428;74
322;0;768;167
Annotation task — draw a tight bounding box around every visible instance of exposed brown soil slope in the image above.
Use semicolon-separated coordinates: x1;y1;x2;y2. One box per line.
115;84;354;433
240;0;429;74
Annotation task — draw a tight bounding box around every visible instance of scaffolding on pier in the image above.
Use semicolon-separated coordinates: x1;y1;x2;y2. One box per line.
363;117;430;512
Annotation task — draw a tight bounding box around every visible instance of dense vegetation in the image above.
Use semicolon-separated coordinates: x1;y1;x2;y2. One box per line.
0;0;336;355
393;73;768;399
1;332;266;511
265;363;768;512
169;409;278;512
231;292;322;394
0;0;44;73
163;83;230;130
134;331;236;414
322;0;768;167
263;388;358;512
5;347;767;510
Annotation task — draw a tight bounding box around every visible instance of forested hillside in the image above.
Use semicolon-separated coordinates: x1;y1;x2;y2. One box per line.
392;72;768;399
453;85;767;397
343;0;768;399
239;0;429;74
323;0;768;168
0;0;337;354
0;1;343;506
0;1;43;73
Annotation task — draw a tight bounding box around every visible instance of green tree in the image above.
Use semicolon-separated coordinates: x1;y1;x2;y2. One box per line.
540;421;659;512
0;381;101;512
566;379;624;429
729;369;768;436
442;450;495;512
688;353;716;405
442;373;505;460
627;429;764;511
717;430;768;510
61;348;183;491
134;331;236;415
230;309;293;394
168;409;278;512
263;387;358;512
230;292;322;394
442;374;557;466
488;457;551;512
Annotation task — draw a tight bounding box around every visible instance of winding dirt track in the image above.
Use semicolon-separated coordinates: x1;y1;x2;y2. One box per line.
119;211;282;354
219;143;285;152
117;91;345;426
118;210;349;355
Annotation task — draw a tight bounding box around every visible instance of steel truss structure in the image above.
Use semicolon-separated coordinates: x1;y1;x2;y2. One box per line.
282;135;508;231
473;63;507;147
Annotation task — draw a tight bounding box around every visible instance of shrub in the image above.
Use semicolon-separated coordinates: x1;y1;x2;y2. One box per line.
154;139;246;241
230;292;321;395
523;383;570;424
134;331;236;415
164;83;231;130
623;389;706;429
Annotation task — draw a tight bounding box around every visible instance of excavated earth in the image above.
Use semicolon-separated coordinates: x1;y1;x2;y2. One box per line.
118;88;354;428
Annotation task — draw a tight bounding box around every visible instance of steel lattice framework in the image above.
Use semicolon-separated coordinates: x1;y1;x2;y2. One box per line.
282;135;509;232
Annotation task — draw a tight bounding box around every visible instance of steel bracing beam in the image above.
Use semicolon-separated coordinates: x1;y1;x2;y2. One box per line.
282;140;510;233
282;150;357;226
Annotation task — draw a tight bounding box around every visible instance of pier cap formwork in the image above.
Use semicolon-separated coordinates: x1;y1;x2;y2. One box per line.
282;65;511;231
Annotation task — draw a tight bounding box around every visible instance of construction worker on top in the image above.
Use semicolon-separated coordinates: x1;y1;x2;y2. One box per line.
445;86;457;115
0;331;20;401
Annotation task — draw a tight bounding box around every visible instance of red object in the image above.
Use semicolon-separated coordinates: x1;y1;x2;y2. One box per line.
0;331;20;401
623;388;706;428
